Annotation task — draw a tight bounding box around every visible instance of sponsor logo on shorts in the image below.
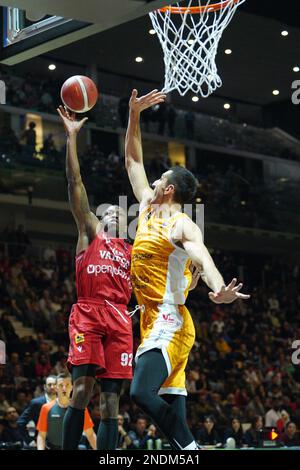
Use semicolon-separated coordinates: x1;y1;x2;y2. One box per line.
76;346;83;353
74;333;85;344
162;313;175;324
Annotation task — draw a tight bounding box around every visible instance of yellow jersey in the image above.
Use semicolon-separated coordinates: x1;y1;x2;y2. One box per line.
131;205;192;306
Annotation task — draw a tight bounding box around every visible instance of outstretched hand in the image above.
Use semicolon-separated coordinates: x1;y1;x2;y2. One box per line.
129;89;166;113
57;105;88;136
208;278;250;304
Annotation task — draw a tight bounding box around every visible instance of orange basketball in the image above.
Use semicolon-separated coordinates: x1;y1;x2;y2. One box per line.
60;75;99;113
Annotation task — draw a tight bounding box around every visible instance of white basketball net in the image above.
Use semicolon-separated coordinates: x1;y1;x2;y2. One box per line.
149;0;245;97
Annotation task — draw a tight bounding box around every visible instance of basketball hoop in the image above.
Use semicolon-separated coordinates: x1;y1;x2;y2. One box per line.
149;0;245;97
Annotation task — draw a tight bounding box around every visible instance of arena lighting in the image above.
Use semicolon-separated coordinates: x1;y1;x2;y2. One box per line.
135;57;143;63
281;30;289;36
48;64;56;71
192;96;199;102
225;49;232;55
272;89;280;96
149;29;156;35
293;66;300;72
224;103;231;110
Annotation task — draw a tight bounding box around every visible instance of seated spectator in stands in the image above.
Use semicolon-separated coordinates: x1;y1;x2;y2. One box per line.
186;370;201;400
12;365;28;390
196;415;221;446
128;416;154;449
35;354;52;379
277;409;290;434
265;398;281;427
22;352;36;379
280;422;300;447
43;245;57;263
12;391;28;414
0;390;10;414
244;415;263;448
1;407;23;443
117;414;132;449
223;418;245;448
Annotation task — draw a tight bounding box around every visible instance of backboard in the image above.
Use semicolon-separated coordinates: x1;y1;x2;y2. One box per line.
0;0;177;65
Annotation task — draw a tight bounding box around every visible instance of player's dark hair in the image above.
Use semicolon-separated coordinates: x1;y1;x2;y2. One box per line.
57;372;71;381
166;166;198;204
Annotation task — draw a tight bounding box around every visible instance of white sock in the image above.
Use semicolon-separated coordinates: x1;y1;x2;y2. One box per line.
183;441;198;450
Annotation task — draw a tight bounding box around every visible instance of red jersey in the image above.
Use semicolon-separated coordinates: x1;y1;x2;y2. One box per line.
75;232;132;305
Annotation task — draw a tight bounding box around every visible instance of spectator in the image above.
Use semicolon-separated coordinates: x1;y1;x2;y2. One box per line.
128;416;153;449
20;121;36;157
117;414;132;449
196;415;221;446
1;407;23;443
265;399;281;427
280;422;300;447
0;391;10;414
35;354;52;379
224;418;245;448
244;415;263;448
277;409;290;434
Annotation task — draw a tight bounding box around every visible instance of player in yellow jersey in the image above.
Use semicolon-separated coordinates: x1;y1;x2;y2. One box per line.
125;89;250;450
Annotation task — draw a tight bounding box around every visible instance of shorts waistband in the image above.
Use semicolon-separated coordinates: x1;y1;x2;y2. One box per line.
77;297;127;307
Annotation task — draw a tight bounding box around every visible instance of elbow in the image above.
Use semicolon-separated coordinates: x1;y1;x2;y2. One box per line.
67;176;82;187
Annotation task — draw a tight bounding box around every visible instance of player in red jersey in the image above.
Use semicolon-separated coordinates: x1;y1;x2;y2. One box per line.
57;106;133;450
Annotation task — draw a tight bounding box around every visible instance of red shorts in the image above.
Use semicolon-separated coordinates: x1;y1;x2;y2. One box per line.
67;298;133;379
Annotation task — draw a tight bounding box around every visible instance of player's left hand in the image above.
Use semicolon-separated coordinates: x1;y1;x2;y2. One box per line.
189;263;201;291
208;278;250;304
57;105;88;136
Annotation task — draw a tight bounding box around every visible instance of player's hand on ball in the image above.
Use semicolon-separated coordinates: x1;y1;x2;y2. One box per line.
208;278;250;304
129;89;166;113
57;105;88;136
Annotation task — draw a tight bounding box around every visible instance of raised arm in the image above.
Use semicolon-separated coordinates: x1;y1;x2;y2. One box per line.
125;89;166;205
57;106;98;254
173;217;250;304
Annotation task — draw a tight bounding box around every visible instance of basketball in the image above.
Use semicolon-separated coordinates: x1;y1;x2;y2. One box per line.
60;75;99;113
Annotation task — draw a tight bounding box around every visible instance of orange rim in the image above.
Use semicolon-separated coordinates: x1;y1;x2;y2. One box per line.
159;0;240;14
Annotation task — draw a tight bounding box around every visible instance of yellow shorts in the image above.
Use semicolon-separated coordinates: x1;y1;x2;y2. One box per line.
135;302;195;396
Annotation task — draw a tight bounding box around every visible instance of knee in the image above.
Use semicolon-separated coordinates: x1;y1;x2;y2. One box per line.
71;380;94;409
130;384;149;409
100;392;119;420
